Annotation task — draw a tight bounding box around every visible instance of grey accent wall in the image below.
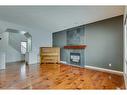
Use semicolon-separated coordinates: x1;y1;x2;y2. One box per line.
67;27;85;45
53;30;67;47
53;15;123;71
53;31;67;61
53;26;85;65
85;16;123;71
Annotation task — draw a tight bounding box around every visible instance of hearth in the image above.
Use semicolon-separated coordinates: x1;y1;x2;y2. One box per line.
70;52;81;66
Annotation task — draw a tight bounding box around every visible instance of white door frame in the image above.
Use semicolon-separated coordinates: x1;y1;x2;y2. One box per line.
124;22;126;74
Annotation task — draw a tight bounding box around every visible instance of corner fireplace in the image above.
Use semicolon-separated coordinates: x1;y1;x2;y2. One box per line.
70;52;81;66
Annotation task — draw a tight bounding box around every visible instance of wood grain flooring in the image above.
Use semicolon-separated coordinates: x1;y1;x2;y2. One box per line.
0;62;125;89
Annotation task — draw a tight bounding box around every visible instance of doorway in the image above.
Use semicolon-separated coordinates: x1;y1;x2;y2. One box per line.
21;41;27;54
124;14;127;76
5;28;32;65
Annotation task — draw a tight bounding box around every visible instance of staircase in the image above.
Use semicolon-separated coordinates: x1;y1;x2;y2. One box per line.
8;32;27;53
6;28;32;64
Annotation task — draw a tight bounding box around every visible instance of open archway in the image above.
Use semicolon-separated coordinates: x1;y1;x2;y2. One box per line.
6;28;32;52
5;28;32;65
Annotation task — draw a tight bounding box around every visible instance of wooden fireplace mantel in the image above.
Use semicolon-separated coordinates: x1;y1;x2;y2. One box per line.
64;45;87;49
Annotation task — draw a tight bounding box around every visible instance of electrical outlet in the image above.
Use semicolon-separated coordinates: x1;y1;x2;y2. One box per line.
109;63;112;67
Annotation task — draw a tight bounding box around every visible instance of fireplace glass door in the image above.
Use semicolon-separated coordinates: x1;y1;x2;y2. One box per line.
70;52;81;66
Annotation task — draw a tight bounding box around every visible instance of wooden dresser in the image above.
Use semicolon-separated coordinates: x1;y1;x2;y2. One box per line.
40;47;60;64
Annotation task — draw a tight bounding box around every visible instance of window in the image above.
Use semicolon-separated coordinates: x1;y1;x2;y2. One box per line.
21;41;27;54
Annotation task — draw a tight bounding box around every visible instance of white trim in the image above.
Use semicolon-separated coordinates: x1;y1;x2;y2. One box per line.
124;17;127;75
124;73;127;89
6;60;25;64
60;61;123;76
60;61;67;64
85;65;123;76
60;62;84;68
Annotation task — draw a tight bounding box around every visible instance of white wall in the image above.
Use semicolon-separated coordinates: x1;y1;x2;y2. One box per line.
0;52;5;69
28;27;52;64
0;19;52;64
0;33;6;69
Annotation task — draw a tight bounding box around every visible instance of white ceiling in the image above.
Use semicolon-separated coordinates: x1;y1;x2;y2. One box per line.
0;6;124;32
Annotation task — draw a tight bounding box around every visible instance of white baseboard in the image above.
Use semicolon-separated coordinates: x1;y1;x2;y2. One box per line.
60;62;84;68
60;61;67;64
6;60;25;64
85;65;123;76
60;61;123;76
124;74;127;89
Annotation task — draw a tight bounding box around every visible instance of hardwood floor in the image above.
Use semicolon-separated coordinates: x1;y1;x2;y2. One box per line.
0;62;125;89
